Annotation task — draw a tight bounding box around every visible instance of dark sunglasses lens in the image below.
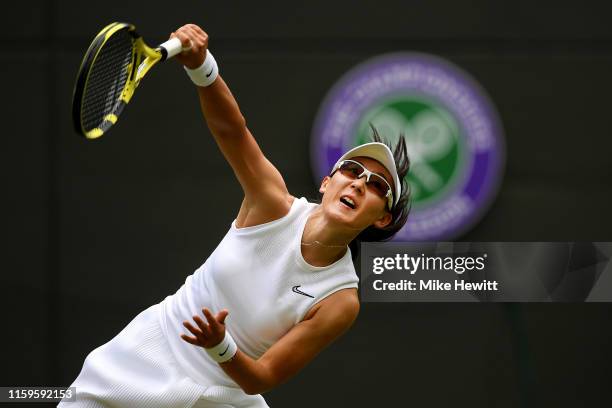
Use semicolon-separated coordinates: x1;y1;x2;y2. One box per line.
339;161;362;178
367;176;390;197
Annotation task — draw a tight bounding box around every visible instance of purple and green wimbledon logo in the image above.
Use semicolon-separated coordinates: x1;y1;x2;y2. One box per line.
311;53;505;241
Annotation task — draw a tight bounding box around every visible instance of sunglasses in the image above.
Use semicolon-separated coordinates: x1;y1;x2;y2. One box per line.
332;160;394;210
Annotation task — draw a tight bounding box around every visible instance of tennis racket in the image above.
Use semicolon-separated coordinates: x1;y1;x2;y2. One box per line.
72;22;187;139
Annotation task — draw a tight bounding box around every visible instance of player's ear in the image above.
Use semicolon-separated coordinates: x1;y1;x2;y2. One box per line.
372;211;392;229
319;176;331;194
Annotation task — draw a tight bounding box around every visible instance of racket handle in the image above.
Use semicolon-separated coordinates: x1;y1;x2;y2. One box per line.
158;37;189;61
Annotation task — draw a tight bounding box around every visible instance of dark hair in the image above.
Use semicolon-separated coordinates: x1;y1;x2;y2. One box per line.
346;124;411;260
357;124;411;239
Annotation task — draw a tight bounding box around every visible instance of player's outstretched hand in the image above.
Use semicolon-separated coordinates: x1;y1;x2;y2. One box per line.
170;24;209;69
181;307;229;349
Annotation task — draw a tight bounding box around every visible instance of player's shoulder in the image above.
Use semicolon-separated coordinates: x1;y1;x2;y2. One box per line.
325;288;360;316
307;288;360;326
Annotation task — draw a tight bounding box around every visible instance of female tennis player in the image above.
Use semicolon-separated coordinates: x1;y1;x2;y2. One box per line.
60;23;410;408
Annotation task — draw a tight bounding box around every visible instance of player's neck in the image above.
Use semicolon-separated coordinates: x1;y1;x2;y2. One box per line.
300;211;355;267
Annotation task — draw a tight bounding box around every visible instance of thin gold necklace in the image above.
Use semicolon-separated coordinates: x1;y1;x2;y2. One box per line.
300;240;348;248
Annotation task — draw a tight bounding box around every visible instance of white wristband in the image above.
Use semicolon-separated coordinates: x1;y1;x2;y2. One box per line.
184;50;219;87
205;330;237;363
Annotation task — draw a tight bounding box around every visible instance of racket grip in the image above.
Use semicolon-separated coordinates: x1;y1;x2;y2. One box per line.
158;37;188;61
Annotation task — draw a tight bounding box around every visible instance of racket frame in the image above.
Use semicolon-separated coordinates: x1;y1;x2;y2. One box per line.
72;22;175;139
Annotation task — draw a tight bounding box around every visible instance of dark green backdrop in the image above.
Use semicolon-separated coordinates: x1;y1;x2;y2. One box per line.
2;1;611;406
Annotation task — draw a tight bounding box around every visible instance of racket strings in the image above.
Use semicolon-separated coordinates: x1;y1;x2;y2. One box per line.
81;29;134;132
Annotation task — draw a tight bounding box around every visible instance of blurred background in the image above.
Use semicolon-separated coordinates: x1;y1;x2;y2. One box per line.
2;1;612;407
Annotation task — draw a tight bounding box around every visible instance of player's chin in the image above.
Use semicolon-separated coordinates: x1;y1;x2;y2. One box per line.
324;202;365;228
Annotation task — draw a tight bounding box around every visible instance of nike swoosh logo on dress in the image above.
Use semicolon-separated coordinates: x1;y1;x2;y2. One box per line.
292;285;315;298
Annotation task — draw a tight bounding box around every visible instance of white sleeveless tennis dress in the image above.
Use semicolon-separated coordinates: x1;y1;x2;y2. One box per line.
60;197;359;408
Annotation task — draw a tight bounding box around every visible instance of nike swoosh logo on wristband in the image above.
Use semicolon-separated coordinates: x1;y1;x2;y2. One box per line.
219;344;230;356
206;68;214;78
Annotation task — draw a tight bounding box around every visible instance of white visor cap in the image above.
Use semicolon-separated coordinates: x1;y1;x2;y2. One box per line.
332;142;402;208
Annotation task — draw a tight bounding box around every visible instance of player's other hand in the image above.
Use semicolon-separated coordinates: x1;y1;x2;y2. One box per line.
181;307;229;349
170;24;209;69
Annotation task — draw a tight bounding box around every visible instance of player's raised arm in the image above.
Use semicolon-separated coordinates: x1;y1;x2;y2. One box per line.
171;24;291;218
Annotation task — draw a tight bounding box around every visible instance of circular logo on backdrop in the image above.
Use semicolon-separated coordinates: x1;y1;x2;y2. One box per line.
311;53;505;241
